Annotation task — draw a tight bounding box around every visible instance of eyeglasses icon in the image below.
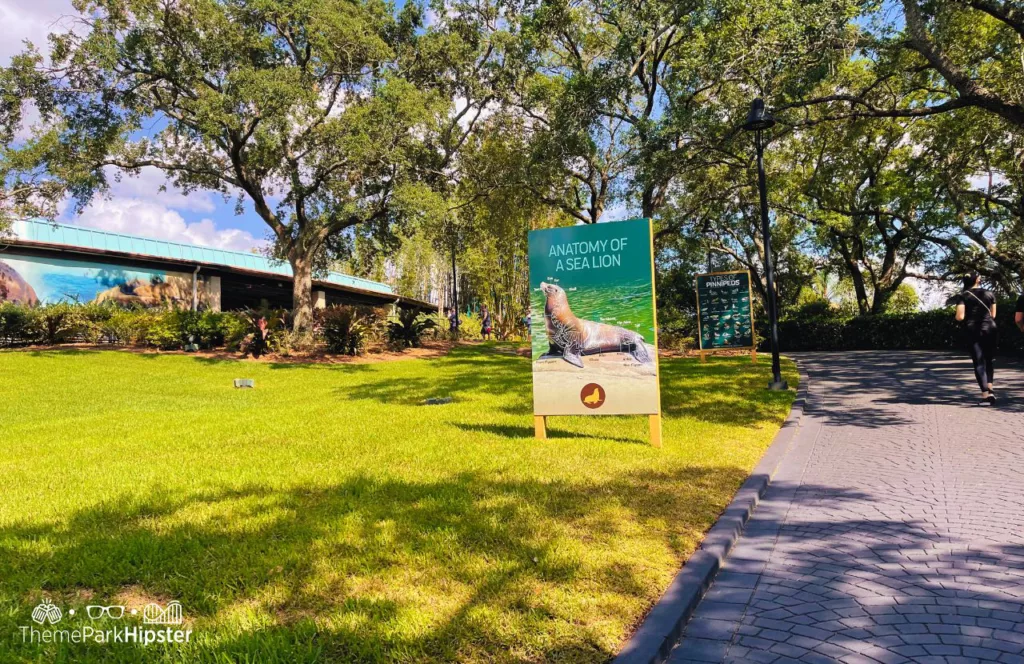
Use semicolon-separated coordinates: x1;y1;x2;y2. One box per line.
86;605;125;620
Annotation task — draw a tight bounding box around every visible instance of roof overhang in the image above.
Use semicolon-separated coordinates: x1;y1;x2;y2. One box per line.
1;236;436;311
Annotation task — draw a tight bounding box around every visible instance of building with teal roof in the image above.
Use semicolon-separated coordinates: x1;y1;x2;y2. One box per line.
0;219;433;312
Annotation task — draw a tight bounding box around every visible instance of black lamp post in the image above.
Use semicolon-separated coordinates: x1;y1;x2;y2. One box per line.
451;237;460;340
742;98;787;391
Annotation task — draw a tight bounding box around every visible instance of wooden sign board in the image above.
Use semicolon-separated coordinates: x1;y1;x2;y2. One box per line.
528;218;662;446
695;270;757;363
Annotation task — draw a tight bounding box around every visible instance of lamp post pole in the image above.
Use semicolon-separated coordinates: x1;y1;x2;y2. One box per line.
743;98;787;391
451;238;459;340
754;129;786;390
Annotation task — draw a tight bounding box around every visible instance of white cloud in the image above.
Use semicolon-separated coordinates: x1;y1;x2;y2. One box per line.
105;166;218;214
423;6;438;27
0;0;75;63
452;95;496;132
5;0;267;255
599;202;638;223
70;198;264;252
905;275;954;311
12;100;43;142
967;171;1009;191
3;0;73;140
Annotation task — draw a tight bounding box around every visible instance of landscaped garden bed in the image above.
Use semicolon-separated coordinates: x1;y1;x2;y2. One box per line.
0;345;796;662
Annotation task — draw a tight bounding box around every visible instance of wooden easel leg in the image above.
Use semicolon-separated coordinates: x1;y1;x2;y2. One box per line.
649;414;662;448
751;349;758;363
700;351;707;363
534;415;547;440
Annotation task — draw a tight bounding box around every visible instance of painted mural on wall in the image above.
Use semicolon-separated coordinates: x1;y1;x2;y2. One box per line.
0;253;213;307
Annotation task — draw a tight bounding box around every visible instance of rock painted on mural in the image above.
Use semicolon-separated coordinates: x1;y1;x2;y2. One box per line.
94;273;201;306
0;259;39;305
0;254;215;307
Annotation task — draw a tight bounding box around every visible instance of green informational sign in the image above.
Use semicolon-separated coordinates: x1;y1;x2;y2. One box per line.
696;271;755;350
528;219;660;416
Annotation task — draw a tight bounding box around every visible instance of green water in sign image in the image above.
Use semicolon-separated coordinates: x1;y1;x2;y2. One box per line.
528;219;655;360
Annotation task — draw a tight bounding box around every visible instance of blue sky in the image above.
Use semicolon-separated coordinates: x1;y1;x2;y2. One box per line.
3;0;645;251
3;0;274;251
5;0;908;253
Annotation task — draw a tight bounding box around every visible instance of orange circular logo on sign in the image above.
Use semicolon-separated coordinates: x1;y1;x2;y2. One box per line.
580;383;606;409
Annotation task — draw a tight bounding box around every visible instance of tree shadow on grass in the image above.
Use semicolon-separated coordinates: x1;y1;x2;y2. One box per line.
338;347;533;410
658;359;797;428
337;348;796;429
452;421;649;445
7;348;798;431
17;348;104;357
0;465;751;664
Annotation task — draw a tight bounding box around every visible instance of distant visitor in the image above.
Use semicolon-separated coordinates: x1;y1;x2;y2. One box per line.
955;273;998;405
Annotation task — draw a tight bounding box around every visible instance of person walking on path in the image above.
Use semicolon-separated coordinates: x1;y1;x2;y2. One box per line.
446;307;460;340
1017;291;1024;332
480;306;493;341
955;273;998;404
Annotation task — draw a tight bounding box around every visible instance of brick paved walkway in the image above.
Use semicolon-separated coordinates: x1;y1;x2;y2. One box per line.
669;352;1024;664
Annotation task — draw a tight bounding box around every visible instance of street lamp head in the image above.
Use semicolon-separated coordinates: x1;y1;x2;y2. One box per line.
742;98;776;132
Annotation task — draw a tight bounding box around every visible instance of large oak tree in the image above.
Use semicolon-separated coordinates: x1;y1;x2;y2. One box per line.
1;0;452;333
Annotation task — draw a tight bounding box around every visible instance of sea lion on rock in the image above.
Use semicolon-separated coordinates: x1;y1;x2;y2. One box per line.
539;281;652;368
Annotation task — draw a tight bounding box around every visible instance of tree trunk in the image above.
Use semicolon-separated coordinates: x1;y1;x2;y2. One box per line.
870;285;890;315
834;237;870;315
290;254;314;335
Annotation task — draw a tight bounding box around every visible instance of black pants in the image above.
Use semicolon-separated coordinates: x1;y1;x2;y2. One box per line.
967;330;998;393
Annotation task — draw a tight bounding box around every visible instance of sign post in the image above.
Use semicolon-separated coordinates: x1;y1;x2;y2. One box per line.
695;270;757;362
528;219;662;447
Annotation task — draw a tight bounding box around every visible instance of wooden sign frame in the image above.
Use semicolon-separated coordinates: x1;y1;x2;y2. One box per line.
695;270;757;364
530;218;662;447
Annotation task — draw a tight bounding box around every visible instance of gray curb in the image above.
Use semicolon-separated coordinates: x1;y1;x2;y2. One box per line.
613;363;809;664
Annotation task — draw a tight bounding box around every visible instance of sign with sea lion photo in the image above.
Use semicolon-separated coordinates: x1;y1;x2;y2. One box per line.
528;219;661;420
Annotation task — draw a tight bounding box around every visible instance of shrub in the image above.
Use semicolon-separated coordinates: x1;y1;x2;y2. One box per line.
237;304;289;358
220;313;249;351
769;301;1023;356
176;310;206;348
882;284;920;315
35;302;83;345
438;309;476;340
427;311;447;340
137;309;240;350
659;330;696;353
0;301;259;351
179;310;237;349
0;301;38;346
794;299;834;318
317;305;384;355
770;310;960;352
103;309;146;345
387;308;437;349
144;311;183;349
77;302;116;342
458;311;483;340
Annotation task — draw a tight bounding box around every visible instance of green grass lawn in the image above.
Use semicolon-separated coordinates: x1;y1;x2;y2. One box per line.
0;345;796;663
